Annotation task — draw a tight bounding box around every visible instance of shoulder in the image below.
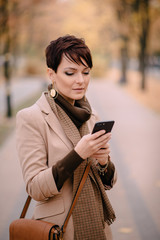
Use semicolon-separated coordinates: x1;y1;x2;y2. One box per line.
87;107;100;132
16;103;40;124
91;107;100;121
17;103;39;115
90;106;100;124
16;92;50;123
16;93;47;129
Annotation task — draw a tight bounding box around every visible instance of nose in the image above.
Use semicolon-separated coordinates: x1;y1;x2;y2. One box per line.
76;73;84;84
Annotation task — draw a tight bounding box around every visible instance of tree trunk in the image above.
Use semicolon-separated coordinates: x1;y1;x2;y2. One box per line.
120;43;128;84
138;0;150;90
4;53;12;118
2;0;12;117
139;39;146;90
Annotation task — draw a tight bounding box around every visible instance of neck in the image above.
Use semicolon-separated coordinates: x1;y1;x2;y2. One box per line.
58;92;75;105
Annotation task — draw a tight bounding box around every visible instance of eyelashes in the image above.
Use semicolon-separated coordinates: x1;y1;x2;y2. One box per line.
65;72;90;76
83;72;90;75
65;72;74;76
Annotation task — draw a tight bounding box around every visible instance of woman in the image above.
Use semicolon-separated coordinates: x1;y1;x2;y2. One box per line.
16;35;117;240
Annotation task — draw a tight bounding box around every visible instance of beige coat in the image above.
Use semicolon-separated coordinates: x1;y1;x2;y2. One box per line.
16;93;115;239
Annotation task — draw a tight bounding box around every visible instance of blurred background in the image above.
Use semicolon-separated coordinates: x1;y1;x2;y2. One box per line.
0;0;160;239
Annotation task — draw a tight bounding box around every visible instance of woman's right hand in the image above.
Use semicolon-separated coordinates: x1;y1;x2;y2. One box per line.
74;130;111;159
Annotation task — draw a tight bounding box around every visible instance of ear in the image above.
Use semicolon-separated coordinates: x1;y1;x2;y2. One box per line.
47;68;55;82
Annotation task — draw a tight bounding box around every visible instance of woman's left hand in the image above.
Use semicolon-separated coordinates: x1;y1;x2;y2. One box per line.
91;143;110;165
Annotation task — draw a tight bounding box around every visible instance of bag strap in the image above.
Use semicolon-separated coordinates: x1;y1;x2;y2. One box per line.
62;161;91;233
20;161;91;228
20;195;32;218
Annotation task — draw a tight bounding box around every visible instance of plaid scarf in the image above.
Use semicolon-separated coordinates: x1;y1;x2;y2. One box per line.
45;93;116;240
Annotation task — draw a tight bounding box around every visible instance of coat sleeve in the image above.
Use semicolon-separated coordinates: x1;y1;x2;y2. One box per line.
99;160;117;190
16;107;59;201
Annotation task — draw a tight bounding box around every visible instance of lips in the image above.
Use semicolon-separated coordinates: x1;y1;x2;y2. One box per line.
73;88;84;91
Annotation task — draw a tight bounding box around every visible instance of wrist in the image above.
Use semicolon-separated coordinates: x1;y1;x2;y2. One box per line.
97;156;110;176
74;147;85;160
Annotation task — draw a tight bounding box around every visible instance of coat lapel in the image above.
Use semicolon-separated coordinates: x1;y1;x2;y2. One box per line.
36;93;73;150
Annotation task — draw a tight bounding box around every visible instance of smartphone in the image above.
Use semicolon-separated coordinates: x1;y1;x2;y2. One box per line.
92;121;115;134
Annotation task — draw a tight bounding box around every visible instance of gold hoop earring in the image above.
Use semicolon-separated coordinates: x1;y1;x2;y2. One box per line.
50;82;58;99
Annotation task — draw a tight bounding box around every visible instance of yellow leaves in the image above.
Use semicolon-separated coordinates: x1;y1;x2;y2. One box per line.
60;0;115;51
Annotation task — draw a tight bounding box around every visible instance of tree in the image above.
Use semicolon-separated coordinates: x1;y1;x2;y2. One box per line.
0;0;12;117
113;0;132;84
0;0;48;117
111;0;160;90
132;0;150;90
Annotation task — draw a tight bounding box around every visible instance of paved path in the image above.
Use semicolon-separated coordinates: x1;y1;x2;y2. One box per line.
87;79;160;240
0;79;160;240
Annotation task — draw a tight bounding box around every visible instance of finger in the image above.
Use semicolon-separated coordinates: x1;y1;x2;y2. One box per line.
95;132;111;144
97;149;110;158
91;130;106;139
92;146;110;156
100;148;110;154
101;132;112;141
105;132;112;138
100;143;110;149
105;133;112;141
95;136;111;149
97;145;109;152
92;153;109;160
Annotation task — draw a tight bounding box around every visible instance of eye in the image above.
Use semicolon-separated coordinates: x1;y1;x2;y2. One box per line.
65;72;74;76
83;71;90;75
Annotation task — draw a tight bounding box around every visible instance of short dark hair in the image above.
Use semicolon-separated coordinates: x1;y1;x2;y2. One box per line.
45;35;93;72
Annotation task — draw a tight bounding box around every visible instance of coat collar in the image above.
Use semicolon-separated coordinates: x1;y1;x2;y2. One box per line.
36;92;73;150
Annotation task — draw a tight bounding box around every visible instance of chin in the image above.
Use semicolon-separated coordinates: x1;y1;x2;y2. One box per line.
74;94;84;100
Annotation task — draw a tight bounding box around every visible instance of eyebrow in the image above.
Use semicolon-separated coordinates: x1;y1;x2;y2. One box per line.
64;67;90;71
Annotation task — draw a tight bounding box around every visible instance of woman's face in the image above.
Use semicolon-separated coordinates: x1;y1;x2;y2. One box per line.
48;54;91;105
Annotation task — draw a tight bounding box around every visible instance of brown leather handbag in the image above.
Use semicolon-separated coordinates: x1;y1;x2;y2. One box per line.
9;162;91;240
